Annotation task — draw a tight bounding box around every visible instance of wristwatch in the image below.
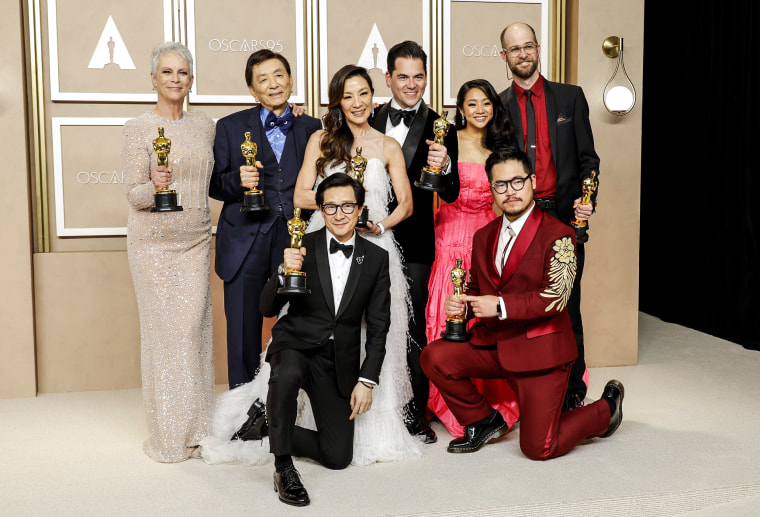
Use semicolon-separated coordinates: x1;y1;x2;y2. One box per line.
277;263;286;285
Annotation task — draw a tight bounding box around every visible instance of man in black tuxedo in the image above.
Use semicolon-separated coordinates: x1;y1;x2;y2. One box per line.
259;173;391;507
372;41;460;443
497;23;601;410
211;50;322;388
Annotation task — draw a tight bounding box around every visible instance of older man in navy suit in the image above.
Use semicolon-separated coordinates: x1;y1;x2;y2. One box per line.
211;50;321;388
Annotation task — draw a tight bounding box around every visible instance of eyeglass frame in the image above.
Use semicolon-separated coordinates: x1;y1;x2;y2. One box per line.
501;42;538;58
320;202;359;215
490;175;532;194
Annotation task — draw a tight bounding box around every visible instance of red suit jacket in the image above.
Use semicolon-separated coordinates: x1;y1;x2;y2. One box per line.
467;206;578;372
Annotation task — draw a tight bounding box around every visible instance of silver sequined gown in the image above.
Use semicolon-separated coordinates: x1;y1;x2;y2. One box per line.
123;110;215;463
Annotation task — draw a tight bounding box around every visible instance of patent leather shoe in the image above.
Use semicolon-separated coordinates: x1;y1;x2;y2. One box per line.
447;410;508;453
562;391;585;413
407;417;437;444
273;466;310;506
231;398;268;441
600;380;624;438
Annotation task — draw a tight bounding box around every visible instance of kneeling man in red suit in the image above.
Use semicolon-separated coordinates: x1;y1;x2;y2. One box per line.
422;147;623;460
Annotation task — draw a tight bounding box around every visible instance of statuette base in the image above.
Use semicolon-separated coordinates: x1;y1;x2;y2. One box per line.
441;320;471;342
151;190;183;213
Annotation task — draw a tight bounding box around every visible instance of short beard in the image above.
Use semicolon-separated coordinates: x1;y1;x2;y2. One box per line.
511;58;538;80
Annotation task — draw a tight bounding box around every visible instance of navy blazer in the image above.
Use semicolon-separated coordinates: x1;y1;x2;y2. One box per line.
499;79;600;225
210;106;321;281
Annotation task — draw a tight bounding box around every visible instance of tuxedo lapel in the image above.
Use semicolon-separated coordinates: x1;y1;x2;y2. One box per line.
402;101;428;172
544;81;559;167
246;106;263;145
499;207;543;287
291;114;307;163
313;229;336;316
336;237;366;319
486;219;503;285
373;104;390;133
505;88;524;150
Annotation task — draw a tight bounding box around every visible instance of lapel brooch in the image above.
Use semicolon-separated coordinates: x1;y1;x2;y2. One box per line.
557;114;568;123
356;255;364;265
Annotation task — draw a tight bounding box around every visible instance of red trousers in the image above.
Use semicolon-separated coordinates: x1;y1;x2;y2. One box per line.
422;339;611;460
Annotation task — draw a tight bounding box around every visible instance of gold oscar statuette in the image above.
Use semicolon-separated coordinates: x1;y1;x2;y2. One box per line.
350;147;370;228
415;110;451;192
240;131;270;212
441;258;472;342
571;170;599;243
277;208;310;295
150;127;183;212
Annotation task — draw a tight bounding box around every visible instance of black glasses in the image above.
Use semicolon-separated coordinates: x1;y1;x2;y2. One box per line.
321;202;358;215
491;176;531;194
502;43;538;57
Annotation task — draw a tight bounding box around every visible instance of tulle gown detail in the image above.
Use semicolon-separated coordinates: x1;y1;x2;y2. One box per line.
201;129;421;466
425;161;520;437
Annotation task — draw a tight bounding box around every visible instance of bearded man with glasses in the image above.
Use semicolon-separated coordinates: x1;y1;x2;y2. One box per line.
422;147;623;460
498;22;602;412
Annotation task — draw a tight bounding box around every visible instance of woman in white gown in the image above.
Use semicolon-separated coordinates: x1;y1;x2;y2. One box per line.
201;65;421;466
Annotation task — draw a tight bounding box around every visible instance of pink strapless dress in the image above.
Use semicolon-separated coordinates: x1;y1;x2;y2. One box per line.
425;162;520;437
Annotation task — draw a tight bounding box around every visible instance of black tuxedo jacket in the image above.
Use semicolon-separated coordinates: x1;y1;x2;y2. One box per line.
261;229;391;398
499;79;600;225
210;106;322;281
373;101;460;264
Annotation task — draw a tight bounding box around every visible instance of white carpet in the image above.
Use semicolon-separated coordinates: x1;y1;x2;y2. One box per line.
2;313;759;517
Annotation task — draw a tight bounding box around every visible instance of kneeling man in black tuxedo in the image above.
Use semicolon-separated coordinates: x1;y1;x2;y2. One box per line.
259;173;391;506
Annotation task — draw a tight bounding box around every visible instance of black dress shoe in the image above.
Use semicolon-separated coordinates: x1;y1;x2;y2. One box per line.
231;398;268;441
600;379;624;438
562;392;585;413
447;410;508;453
406;417;437;444
273;466;310;507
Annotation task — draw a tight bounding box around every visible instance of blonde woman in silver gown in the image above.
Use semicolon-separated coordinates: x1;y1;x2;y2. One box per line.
123;42;215;463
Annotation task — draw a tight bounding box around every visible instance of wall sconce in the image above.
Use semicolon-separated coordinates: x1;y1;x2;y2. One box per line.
602;36;636;116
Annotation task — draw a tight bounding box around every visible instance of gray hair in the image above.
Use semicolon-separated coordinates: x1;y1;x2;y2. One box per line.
150;42;194;77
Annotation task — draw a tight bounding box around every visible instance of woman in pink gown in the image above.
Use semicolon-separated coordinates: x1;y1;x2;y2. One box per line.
425;79;520;437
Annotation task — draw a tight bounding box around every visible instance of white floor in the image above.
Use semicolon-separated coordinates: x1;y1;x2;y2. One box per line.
2;313;760;517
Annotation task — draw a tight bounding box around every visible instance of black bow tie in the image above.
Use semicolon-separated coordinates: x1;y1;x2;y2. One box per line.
330;238;354;258
264;111;294;134
388;107;416;127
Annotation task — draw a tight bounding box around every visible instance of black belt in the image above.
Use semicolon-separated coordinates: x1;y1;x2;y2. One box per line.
534;198;556;210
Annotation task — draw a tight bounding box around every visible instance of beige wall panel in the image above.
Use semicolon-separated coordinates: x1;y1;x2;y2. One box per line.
0;0;37;398
575;0;643;366
188;0;306;103
47;0;169;99
445;1;543;106
32;251;268;392
318;0;430;105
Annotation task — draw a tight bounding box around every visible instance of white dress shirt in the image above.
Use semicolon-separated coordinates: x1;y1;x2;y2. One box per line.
325;229;356;313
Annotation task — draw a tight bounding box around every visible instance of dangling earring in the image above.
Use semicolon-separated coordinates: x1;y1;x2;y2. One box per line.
337;110;343;127
459;112;467;128
371;105;375;118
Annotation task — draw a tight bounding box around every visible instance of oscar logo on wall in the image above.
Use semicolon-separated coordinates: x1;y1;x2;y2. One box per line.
87;15;135;70
356;23;389;98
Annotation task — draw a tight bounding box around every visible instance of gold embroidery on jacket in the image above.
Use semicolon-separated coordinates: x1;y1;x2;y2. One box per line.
540;237;576;312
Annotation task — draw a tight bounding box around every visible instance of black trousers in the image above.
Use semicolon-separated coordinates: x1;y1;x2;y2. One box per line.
223;217;288;388
267;346;354;470
405;262;432;419
541;207;587;398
